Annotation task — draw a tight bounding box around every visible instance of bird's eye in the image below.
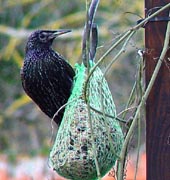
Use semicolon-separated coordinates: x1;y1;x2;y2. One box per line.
39;33;47;41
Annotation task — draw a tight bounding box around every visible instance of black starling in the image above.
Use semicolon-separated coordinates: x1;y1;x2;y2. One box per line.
21;30;75;125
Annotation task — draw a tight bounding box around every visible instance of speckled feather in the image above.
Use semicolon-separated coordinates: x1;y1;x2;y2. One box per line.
21;30;75;125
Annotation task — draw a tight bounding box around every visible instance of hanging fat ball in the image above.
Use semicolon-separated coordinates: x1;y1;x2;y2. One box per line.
21;30;75;125
49;63;124;180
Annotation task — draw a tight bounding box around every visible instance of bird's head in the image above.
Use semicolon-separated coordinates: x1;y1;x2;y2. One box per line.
26;29;71;51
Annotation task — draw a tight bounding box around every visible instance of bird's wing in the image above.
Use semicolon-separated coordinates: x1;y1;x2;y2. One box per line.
55;53;75;78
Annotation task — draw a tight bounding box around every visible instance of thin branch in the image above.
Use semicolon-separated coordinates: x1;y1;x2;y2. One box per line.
134;115;141;180
82;1;101;179
51;98;78;123
134;3;170;30
90;106;127;123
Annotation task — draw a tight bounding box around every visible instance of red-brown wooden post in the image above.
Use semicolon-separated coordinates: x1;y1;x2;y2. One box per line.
145;1;170;180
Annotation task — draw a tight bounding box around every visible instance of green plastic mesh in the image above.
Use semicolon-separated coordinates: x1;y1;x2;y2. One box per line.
49;63;124;180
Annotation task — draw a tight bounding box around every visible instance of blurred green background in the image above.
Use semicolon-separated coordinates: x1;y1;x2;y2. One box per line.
0;0;144;161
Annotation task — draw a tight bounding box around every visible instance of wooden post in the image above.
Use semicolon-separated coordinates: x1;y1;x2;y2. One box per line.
145;1;170;180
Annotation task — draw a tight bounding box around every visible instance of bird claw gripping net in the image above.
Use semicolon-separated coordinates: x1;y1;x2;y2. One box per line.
49;63;124;180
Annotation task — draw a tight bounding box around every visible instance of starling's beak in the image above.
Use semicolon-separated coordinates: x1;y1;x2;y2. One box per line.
48;30;71;40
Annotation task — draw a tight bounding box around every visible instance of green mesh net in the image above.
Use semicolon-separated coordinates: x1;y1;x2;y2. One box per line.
49;63;124;180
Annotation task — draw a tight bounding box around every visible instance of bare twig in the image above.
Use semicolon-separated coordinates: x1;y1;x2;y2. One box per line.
82;1;101;179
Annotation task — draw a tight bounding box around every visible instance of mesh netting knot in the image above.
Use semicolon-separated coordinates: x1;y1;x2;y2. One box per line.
49;63;124;180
